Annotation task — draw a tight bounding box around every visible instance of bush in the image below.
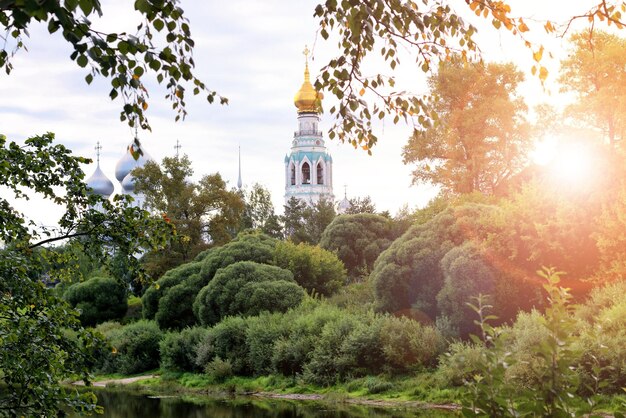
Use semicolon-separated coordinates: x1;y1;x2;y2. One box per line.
246;312;291;375
159;326;210;373
436;341;486;386
436;242;497;337
379;315;444;373
194;261;303;326
155;278;201;330
205;357;233;382
108;320;163;374
63;277;127;327
320;213;398;279
370;204;498;317
199;231;277;282
198;316;250;375
274;241;346;296
142;262;201;320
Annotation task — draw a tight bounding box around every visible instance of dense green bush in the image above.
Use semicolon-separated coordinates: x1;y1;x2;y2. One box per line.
104;320;163;374
63;277;127;327
246;312;291;375
319;213;398;279
379;315;445;373
155;276;202;330
199;231;277;282
436;341;486;386
159;326;209;373
273;241;346;296
198;316;250;375
194;261;303;326
142;262;201;320
370;204;498;319
436;242;497;337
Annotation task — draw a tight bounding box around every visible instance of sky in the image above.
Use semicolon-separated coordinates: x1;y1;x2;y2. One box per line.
0;0;608;228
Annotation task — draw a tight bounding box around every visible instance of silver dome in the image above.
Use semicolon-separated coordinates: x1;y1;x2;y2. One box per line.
115;143;152;183
121;172;136;194
337;197;350;213
86;164;115;198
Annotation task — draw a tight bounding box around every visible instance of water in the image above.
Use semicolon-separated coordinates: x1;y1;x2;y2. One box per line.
84;390;455;417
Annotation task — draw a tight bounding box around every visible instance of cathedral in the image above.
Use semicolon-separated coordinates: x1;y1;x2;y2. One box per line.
86;50;343;212
284;50;335;205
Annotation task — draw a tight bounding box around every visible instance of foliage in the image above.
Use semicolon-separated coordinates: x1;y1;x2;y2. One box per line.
594;178;626;280
63;276;128;327
378;315;444;374
0;0;225;131
273;240;346;296
313;0;623;149
159;326;209;373
0;133;172;416
204;357;234;383
320;213;397;279
282;197;336;244
245;312;291;376
345;195;377;214
240;183;282;238
198;316;250;375
194;261;304;326
107;320;163;375
560;30;626;145
436;242;497;337
370;203;497;317
198;231;277;282
155;277;201;330
134;155;244;278
141;261;201;320
462;270;594;417
403;60;529;195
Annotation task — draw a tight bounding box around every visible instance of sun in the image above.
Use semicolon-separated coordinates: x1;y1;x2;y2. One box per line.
531;137;595;185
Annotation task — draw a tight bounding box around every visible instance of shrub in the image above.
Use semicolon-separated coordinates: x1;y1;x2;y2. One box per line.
63;276;127;327
199;316;250;375
194;261;303;326
199;231;277;282
205;357;233;382
123;296;143;324
108;320;163;374
246;312;290;375
379;315;444;373
319;213;398;279
274;241;346;296
436;242;497;337
370;204;498;317
436;341;486;387
364;377;394;394
141;262;201;320
159;326;210;373
155;278;200;330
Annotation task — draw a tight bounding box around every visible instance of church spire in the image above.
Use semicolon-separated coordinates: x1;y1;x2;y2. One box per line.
237;145;242;190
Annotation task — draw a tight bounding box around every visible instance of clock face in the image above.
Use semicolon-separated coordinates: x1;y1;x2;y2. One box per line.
315;140;321;146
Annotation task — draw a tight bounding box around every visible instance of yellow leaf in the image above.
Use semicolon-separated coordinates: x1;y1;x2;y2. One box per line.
155;283;160;290
111;347;118;354
359;88;365;96
539;66;548;82
469;1;479;11
142;101;148;111
518;20;529;32
533;46;543;62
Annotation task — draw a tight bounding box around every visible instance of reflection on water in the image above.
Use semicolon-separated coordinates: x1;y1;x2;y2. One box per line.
81;390;455;418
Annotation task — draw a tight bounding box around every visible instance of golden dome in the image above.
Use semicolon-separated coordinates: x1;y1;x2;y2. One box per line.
294;62;322;113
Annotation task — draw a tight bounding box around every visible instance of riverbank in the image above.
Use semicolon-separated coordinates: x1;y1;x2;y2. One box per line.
86;372;464;412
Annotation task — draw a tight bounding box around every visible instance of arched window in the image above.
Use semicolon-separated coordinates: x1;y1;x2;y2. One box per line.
302;162;310;184
317;162;324;185
290;163;296;185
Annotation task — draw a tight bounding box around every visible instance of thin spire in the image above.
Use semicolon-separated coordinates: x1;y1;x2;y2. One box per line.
95;141;102;165
237;145;242;189
303;45;310;82
174;139;182;158
343;184;348;199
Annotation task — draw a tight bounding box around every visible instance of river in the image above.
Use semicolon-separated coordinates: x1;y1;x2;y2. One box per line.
80;389;456;417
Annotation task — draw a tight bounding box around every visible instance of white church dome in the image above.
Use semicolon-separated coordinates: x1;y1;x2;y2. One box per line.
86;164;114;198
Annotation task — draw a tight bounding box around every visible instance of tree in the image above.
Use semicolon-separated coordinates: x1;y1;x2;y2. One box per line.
345;195;377;214
314;0;626;149
273;240;347;296
282;196;309;243
240;183;282;238
320;213;398;280
0;133;172;416
402;60;529;195
560;30;626;146
133;155;244;278
1;0;225;134
193;261;304;326
63;276;128;327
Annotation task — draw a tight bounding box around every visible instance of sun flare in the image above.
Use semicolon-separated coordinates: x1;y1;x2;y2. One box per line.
532;137;595;185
